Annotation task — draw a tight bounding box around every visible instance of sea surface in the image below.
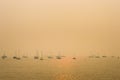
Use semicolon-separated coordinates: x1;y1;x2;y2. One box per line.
0;57;120;80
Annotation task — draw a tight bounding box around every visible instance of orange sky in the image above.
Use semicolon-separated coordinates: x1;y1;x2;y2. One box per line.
0;0;120;56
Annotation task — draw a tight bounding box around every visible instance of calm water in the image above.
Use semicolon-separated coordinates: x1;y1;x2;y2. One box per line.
0;57;120;80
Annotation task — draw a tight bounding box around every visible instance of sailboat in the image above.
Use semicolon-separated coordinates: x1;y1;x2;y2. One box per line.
13;56;17;59
40;51;44;60
13;50;17;59
72;57;76;60
22;52;28;58
117;56;120;59
47;51;53;59
15;57;21;60
1;50;7;59
56;56;61;59
34;50;39;59
102;56;107;58
95;56;100;58
72;53;76;60
22;56;28;58
56;52;62;59
13;49;21;60
88;55;94;58
48;56;53;59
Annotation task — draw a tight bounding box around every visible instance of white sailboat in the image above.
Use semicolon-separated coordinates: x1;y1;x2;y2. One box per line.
48;51;53;59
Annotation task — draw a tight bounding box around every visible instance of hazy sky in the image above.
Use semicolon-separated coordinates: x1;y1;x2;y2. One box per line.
0;0;120;56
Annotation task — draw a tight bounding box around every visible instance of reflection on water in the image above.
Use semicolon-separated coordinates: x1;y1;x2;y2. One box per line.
0;58;120;80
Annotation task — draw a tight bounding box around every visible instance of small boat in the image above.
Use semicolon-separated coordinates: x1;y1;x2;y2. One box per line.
2;55;7;59
13;49;21;60
40;51;44;60
56;56;61;59
13;50;17;59
22;52;28;58
22;56;28;58
16;57;21;60
56;52;62;59
13;56;21;60
34;51;39;59
48;56;53;59
34;56;39;59
72;57;76;60
95;56;100;58
13;56;17;59
88;56;94;58
62;56;66;57
1;51;7;59
40;57;44;60
102;56;107;58
48;51;54;59
117;56;120;59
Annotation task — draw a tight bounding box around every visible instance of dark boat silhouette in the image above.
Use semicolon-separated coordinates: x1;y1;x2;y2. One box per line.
48;56;53;59
40;51;44;60
2;55;7;59
13;50;17;59
16;57;21;60
1;51;7;59
117;56;120;59
47;51;54;59
34;50;39;59
40;57;43;60
13;56;21;60
13;49;21;60
56;52;62;59
95;56;100;58
102;56;107;58
34;56;39;59
13;56;17;59
72;57;76;60
56;56;62;59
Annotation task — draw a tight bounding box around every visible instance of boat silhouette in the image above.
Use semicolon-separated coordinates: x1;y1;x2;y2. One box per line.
47;51;54;59
1;50;7;59
40;51;44;60
102;56;107;58
88;56;94;58
34;50;39;59
2;55;7;59
95;56;100;58
48;56;53;59
72;57;76;60
56;52;62;59
22;56;28;58
13;49;21;60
